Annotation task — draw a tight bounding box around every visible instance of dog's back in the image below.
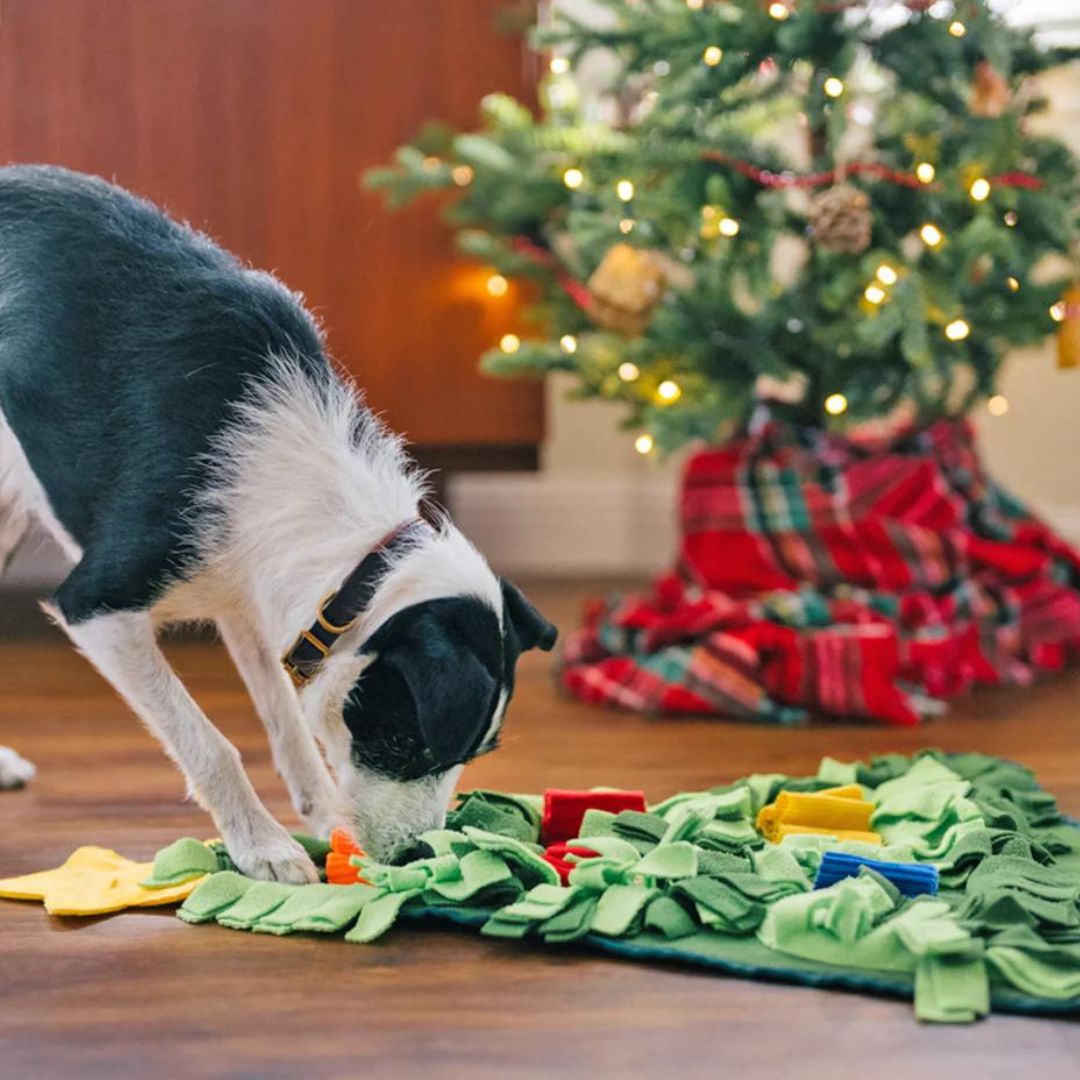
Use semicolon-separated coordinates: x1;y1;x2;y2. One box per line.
0;165;328;620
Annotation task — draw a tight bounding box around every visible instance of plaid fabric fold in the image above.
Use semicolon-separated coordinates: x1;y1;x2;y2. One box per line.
561;420;1080;725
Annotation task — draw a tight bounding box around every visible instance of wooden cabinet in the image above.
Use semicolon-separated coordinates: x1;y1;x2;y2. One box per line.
0;0;544;466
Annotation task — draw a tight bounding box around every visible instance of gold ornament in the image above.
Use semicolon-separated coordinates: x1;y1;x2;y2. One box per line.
808;184;873;255
1057;285;1080;370
971;62;1010;119
586;243;668;336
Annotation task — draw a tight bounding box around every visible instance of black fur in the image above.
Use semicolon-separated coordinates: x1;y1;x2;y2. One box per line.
344;590;556;781
0;164;327;622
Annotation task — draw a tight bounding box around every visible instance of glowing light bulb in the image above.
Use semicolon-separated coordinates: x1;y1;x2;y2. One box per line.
1051;302;1066;322
823;77;845;98
703;46;724;67
422;156;440;173
1007;276;1020;293
876;264;898;286
718;216;740;237
686;0;704;9
824;393;848;416
864;284;887;305
969;177;991;202
563;167;584;190
948;20;966;37
920;223;944;248
559;334;578;354
619;218;635;234
768;2;790;20
549;56;570;75
451;165;474;186
618;362;640;381
945;319;970;341
500;333;521;353
657;379;682;403
616;179;635;201
915;162;936;184
635;433;655;455
987;395;1010;417
486;274;508;297
1004;211;1018;227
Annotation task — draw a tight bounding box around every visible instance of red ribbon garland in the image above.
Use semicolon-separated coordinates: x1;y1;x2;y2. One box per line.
511;236;593;309
700;150;1043;192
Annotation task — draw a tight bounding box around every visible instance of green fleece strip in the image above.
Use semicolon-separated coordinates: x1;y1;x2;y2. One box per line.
424;849;515;903
293;884;382;933
216;882;297;930
142;837;222;888
345;889;421;943
985;927;1080;998
251;884;341;935
915;951;990;1023
447;794;537;844
177;871;253;924
644;895;699;940
539;894;599;943
461;827;559;887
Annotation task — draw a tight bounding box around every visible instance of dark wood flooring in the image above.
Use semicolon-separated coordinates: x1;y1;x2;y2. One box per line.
1;582;1079;1079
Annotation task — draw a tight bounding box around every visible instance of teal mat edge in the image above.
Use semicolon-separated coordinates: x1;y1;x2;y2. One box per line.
407;905;1080;1018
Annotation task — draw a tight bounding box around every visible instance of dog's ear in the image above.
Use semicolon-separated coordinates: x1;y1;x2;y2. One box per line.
500;579;558;652
345;601;500;778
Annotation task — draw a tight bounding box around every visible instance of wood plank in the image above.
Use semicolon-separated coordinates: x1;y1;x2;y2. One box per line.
1;581;1079;1078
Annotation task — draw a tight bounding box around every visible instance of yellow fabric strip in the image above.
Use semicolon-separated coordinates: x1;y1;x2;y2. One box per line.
756;786;881;845
0;845;205;916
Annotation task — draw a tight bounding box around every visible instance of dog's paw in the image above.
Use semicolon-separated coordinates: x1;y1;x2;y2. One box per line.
0;746;36;790
227;826;320;884
300;801;351;841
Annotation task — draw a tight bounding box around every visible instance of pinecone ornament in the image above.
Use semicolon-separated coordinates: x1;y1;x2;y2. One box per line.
586;243;667;336
808;184;872;255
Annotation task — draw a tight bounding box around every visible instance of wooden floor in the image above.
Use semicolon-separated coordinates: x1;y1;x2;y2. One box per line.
2;581;1079;1079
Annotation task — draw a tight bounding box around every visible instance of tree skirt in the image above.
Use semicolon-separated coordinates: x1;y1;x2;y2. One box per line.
562;420;1080;724
4;752;1079;1024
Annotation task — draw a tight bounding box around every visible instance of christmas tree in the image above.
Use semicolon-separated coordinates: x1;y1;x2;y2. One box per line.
367;0;1080;455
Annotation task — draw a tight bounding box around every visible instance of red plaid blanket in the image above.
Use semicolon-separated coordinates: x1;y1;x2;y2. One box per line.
561;420;1080;725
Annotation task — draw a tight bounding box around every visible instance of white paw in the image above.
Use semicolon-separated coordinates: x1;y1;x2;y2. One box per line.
225;823;319;884
300;800;351;841
0;746;35;790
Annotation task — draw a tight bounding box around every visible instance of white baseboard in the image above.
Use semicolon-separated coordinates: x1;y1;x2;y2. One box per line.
3;529;71;588
450;473;681;577
4;491;1079;587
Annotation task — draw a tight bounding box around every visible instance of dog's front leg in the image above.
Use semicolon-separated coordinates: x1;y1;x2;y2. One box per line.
217;613;347;838
52;607;318;883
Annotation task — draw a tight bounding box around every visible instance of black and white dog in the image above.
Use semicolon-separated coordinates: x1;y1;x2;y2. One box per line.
0;165;556;880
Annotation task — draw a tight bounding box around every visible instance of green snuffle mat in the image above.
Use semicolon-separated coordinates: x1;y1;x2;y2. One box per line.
169;751;1080;1024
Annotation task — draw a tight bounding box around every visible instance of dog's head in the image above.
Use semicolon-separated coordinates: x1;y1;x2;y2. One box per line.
307;579;555;860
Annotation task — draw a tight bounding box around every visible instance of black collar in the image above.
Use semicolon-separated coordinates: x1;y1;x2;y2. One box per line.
282;518;430;688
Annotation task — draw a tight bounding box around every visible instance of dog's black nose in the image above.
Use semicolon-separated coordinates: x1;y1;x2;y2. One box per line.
388;838;434;865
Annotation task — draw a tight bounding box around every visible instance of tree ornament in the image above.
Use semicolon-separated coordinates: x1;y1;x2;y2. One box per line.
970;61;1010;119
1057;285;1080;370
585;243;668;336
808;184;872;255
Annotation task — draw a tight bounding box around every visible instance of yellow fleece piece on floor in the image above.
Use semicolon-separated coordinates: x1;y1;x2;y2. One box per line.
0;845;205;916
756;785;881;845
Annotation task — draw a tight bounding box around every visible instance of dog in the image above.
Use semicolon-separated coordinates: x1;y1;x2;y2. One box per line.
0;165;556;880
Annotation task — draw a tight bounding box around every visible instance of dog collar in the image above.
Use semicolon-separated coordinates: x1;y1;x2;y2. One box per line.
282;517;429;688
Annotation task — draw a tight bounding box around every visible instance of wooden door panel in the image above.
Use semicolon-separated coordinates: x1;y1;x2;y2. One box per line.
0;0;543;449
